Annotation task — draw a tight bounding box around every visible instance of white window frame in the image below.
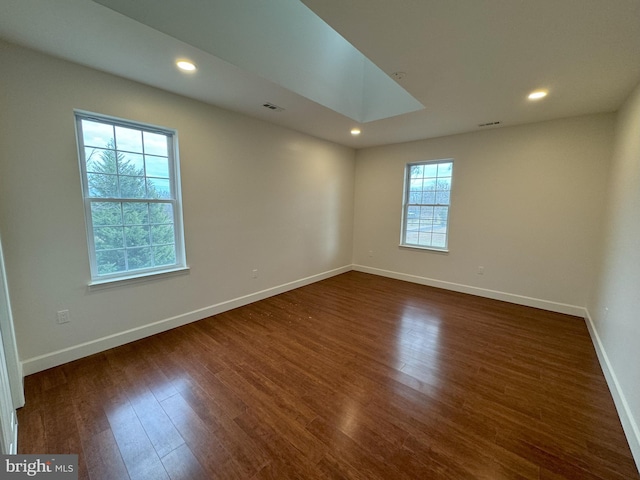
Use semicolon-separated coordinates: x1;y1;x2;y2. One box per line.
400;159;453;252
75;110;187;285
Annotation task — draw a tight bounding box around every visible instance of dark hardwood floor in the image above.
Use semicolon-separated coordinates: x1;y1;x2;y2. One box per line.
17;272;639;479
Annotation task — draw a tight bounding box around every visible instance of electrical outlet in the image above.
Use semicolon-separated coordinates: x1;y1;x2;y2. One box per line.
251;269;258;279
368;250;374;257
56;309;70;324
477;266;485;275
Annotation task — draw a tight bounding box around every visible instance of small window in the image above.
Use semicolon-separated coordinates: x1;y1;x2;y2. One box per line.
401;159;453;250
75;111;187;283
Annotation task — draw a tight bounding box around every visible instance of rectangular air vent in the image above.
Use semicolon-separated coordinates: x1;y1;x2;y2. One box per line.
262;102;285;112
478;121;501;127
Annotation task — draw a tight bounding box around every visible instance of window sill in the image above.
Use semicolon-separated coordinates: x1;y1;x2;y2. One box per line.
88;266;190;291
399;244;449;254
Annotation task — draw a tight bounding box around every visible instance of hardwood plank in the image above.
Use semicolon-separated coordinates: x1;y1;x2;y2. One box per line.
161;444;209;480
103;348;186;459
234;409;327;480
104;400;170;480
16;407;46;453
82;429;130;480
160;392;247;479
17;272;639;479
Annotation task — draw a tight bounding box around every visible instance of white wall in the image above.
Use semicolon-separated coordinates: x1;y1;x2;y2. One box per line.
353;114;614;312
0;41;355;373
588;80;640;466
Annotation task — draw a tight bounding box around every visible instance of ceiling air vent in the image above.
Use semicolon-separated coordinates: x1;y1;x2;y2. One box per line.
262;102;285;112
478;121;501;127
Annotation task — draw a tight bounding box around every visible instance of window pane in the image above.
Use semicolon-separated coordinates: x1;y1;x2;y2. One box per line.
436;190;450;204
115;126;143;153
421;191;435;204
124;225;150;247
437;162;453;177
418;232;432;246
94;226;124;250
82;120;114;149
119;153;144;176
127;247;152;269
149;203;174;224
423;179;437;191
434;206;448;226
406;220;419;234
151;224;175;245
410;178;423;192
420;206;434;221
123;202;149;225
96;249;126;275
431;234;446;248
437;176;451;191
92;149;119;174
147;178;171;199
405;231;419;244
144;132;168;156
145;156;170;178
423;164;438;177
91;202;122;226
85;147;117;174
88;173;118;198
153;245;176;266
119;176;147;198
410;165;424;178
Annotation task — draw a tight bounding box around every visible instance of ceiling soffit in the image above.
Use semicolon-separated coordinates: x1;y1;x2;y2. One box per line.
92;0;424;123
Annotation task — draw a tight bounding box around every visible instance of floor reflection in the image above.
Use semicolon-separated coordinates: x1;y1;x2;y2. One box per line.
396;304;441;386
339;399;361;438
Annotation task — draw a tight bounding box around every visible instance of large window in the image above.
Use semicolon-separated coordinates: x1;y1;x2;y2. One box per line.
401;159;453;250
75;111;186;283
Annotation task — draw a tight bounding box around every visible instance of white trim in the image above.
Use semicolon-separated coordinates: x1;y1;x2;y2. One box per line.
21;265;352;375
88;266;190;290
584;309;640;473
0;235;24;409
352;264;586;317
11;412;17;454
399;244;449;254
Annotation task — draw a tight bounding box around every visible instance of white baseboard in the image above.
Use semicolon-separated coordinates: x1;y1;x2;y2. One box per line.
21;265;352;376
353;265;586;317
584;309;640;473
20;265;584;375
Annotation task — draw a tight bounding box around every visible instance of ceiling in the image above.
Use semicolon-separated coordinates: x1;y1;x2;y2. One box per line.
1;0;639;148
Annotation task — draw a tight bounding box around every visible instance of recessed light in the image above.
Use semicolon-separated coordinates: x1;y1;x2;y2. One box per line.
176;60;197;72
528;90;548;100
351;128;361;136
